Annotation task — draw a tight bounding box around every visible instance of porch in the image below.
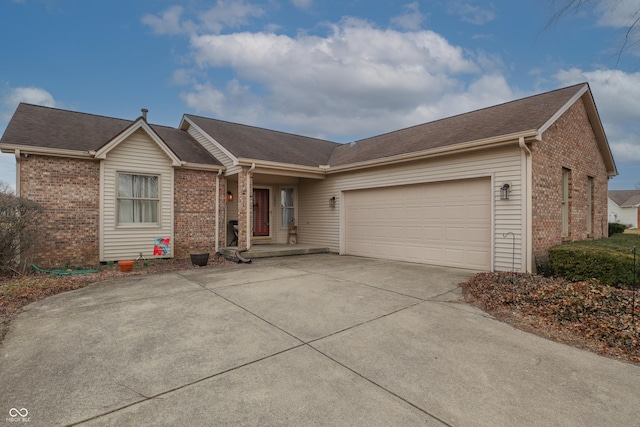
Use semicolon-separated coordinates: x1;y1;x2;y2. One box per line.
219;244;331;260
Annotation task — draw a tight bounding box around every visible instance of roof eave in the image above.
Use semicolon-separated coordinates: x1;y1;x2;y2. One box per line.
179;161;226;172
326;130;539;174
236;158;326;179
0;144;94;159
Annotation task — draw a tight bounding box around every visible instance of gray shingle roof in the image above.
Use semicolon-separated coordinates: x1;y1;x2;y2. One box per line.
328;83;587;166
1;83;608;173
185;115;340;167
609;190;640;207
0;104;221;166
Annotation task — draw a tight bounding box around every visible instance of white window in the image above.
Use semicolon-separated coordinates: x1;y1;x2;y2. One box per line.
281;187;295;227
117;173;159;224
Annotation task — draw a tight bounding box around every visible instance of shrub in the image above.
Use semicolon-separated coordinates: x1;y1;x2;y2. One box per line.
548;234;640;288
608;222;626;236
0;184;43;274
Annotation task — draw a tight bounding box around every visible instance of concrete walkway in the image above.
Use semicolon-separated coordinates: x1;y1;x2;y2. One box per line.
1;254;638;426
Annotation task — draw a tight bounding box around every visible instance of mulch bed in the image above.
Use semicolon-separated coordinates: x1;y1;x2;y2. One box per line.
0;255;235;344
462;272;640;365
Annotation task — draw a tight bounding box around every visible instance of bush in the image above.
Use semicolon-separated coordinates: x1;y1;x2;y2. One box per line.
548;234;640;288
0;184;43;274
608;222;626;236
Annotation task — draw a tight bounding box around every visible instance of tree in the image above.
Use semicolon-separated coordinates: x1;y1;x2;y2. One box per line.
545;0;640;64
0;181;43;274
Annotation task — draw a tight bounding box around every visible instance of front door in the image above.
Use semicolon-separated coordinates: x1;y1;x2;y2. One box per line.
253;188;270;236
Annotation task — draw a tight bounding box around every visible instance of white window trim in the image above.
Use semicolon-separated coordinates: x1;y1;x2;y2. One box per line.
280;186;296;228
116;172;161;227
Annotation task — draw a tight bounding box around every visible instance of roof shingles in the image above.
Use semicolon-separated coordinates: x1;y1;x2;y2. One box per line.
1;83;602;172
0;104;221;166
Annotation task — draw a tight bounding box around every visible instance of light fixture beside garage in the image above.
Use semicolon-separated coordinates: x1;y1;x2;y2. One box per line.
500;183;511;200
329;196;336;208
227;191;234;202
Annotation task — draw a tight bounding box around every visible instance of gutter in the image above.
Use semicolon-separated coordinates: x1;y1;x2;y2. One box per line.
0;144;94;159
326;130;539;174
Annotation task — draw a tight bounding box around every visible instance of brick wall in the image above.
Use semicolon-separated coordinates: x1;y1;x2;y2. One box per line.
19;155;100;267
531;98;609;265
174;169;224;259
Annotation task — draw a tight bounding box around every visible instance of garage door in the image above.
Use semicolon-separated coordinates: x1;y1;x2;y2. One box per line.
344;178;491;270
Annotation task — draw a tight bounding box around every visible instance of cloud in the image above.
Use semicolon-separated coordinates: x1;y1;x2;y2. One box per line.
291;0;313;11
142;5;186;35
595;0;640;28
142;0;265;35
2;86;57;121
447;1;496;25
554;67;640;162
178;17;516;140
391;2;426;31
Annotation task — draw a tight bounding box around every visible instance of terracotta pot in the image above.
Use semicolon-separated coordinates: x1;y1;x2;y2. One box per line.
190;253;209;266
118;260;134;272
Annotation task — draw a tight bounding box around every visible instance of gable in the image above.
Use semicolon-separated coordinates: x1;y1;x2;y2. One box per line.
94;119;181;166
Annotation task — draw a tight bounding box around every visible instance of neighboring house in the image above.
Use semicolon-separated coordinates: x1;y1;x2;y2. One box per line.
0;83;617;272
608;190;640;228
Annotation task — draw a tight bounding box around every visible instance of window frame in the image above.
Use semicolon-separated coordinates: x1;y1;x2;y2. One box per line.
561;168;570;238
116;172;161;226
280;187;296;228
586;176;594;236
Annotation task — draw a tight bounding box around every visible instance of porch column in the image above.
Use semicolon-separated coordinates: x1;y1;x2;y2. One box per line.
215;174;227;252
237;166;254;249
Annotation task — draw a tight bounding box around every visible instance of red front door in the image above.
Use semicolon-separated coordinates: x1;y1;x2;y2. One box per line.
253;188;270;236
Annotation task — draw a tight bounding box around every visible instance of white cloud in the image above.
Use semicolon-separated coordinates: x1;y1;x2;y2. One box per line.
0;86;58;191
554;67;640;162
142;5;186;35
447;1;496;25
595;0;640;28
178;17;515;140
291;0;313;11
142;1;264;35
391;2;426;31
2;86;57;121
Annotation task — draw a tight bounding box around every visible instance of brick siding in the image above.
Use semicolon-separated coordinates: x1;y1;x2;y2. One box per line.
173;169;225;259
531;98;609;265
19;155;100;267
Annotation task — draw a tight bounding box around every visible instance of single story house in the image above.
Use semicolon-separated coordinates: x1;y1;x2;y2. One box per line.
608;190;640;229
0;83;617;272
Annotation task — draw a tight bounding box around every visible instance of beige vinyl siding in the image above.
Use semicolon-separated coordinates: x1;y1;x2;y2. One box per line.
101;129;174;261
299;145;524;272
187;125;235;168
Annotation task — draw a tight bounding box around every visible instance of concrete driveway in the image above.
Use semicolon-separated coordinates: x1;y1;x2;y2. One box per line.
1;254;639;426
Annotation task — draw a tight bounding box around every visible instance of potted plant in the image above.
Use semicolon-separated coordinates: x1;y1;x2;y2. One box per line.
118;260;134;272
190;252;209;266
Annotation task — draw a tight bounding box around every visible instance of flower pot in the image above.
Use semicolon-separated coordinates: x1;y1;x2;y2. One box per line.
118;260;134;272
190;252;209;267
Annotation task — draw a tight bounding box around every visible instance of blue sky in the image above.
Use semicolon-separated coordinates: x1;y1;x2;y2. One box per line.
1;0;639;190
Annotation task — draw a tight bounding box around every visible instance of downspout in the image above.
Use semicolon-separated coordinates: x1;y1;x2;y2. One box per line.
519;137;533;273
245;163;256;251
14;149;20;197
215;169;223;253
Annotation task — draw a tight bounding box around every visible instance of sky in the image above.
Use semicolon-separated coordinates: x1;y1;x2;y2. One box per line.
0;0;639;190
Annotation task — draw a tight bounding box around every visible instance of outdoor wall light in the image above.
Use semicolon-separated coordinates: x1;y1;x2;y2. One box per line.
329;196;336;208
227;191;234;202
500;183;511;200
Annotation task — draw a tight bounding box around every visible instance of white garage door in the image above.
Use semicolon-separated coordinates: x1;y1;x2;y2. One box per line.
344;178;491;270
